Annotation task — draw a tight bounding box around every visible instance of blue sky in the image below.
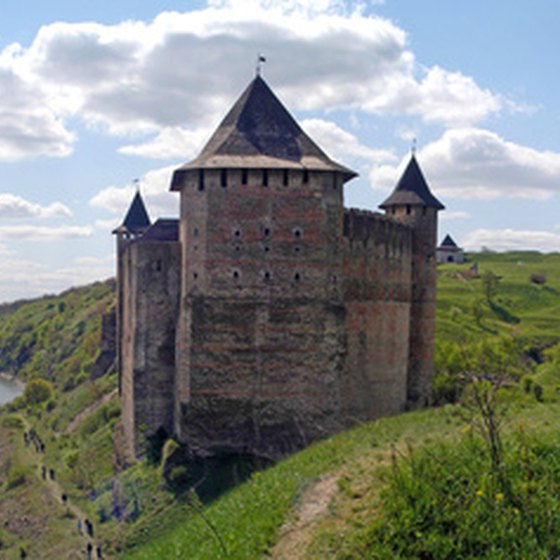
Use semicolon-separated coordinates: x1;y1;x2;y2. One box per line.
0;0;559;302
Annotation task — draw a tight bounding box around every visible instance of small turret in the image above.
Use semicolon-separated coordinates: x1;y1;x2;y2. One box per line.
113;190;151;394
380;155;444;408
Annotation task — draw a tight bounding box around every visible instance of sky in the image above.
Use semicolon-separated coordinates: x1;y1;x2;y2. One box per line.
0;0;559;302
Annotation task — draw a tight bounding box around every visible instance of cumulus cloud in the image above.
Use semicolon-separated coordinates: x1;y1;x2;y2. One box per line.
119;127;211;160
89;165;178;217
0;194;72;219
0;255;113;303
462;228;560;253
0;0;509;159
0;225;93;241
371;128;560;200
440;210;471;221
301;119;396;163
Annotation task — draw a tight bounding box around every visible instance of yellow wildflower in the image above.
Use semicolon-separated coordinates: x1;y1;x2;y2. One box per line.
475;490;484;497
495;492;504;501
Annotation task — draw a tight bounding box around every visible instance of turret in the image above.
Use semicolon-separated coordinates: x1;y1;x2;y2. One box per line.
380;154;444;408
112;190;151;393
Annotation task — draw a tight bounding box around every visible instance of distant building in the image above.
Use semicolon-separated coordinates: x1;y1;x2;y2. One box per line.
437;234;464;264
114;75;444;460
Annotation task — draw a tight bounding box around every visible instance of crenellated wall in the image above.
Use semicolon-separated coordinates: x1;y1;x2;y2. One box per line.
341;210;413;419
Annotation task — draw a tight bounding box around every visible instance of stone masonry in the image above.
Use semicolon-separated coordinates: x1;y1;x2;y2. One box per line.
114;75;444;459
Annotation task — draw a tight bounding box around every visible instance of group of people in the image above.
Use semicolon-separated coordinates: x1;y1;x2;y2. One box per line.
23;428;45;453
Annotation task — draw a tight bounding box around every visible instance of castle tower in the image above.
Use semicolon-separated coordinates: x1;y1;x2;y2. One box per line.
169;75;357;458
112;190;151;393
379;155;444;408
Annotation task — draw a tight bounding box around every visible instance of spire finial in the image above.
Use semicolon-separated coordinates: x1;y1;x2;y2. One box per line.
256;53;266;76
411;137;417;156
133;178;140;193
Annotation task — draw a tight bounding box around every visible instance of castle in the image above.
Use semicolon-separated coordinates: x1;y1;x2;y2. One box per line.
114;75;444;460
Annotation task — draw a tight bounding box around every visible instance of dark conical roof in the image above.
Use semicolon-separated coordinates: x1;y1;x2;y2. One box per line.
440;234;458;248
379;155;444;210
171;75;356;189
119;191;151;233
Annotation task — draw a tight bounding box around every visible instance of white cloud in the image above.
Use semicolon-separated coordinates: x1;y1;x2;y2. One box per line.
440;210;471;222
0;225;93;241
0;254;113;303
118;127;211;160
0;194;72;219
301;118;396;163
90;165;178;217
0;1;509;159
462;228;560;253
371;128;560;201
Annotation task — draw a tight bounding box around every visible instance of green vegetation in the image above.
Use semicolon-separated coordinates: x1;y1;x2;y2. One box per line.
0;252;560;558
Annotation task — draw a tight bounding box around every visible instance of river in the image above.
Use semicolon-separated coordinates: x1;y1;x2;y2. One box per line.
0;374;23;405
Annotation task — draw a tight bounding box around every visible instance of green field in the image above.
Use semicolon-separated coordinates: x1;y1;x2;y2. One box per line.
0;252;559;559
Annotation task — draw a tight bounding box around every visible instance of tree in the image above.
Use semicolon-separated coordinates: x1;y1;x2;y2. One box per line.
481;270;500;303
23;378;53;406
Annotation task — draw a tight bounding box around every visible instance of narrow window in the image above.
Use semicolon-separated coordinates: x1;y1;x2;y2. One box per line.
193;272;198;280
264;271;271;281
294;272;301;282
156;260;162;272
422;206;427;216
233;270;239;280
193;227;199;237
406;205;411;215
234;229;241;238
303;169;309;184
198;169;205;191
294;228;302;240
241;168;248;185
264;246;270;253
283;169;289;186
263;169;269;187
264;227;271;237
220;168;228;188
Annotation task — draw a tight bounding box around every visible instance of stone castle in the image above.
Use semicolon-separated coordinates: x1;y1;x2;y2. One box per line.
114;75;444;460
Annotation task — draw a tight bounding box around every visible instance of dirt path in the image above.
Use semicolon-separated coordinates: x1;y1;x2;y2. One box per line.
65;388;118;434
269;474;340;560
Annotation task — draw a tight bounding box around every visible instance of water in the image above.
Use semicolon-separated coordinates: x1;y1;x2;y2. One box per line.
0;375;23;405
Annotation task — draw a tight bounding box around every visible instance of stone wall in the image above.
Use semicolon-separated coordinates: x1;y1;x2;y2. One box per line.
174;168;348;459
342;210;413;419
120;239;180;455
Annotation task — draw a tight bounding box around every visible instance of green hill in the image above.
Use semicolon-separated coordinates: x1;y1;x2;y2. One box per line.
0;253;559;559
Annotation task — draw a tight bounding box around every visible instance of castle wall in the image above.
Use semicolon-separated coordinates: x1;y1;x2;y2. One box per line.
342;210;412;419
174;168;348;459
120;240;180;455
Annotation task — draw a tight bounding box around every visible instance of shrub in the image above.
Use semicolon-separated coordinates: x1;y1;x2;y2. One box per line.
529;273;547;285
23;378;53;406
5;464;30;489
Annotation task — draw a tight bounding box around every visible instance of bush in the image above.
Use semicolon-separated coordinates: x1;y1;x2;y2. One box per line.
529;273;547;285
360;434;560;559
23;378;53;406
5;464;30;489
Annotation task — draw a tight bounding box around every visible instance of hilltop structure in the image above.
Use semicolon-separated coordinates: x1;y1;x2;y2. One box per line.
437;234;464;264
114;75;444;459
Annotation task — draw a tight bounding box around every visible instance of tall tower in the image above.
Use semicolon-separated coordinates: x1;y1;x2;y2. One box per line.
112;190;151;393
379;155;444;408
169;75;357;458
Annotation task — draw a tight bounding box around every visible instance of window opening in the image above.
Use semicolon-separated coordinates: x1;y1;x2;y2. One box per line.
262;169;269;187
198;169;205;191
220;169;228;188
283;169;289;186
241;169;248;185
303;169;309;184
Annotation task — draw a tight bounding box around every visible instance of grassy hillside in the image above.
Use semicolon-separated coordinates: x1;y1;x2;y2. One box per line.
0;253;559;559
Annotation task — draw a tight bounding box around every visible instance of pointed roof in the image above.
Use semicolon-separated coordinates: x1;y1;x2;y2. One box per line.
171;75;356;189
115;191;151;234
440;234;458;248
379;155;444;210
